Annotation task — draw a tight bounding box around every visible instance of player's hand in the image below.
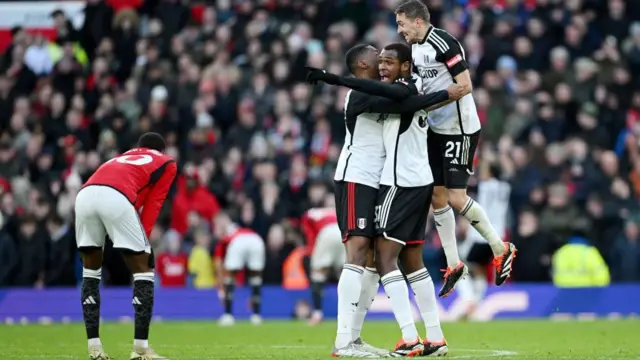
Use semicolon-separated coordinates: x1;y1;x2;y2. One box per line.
305;66;339;85
446;84;466;100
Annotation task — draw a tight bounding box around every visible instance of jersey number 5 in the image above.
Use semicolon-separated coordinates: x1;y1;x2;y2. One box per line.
108;154;153;166
444;141;461;159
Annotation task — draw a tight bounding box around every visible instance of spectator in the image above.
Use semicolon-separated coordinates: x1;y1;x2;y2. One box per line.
188;228;215;289
171;167;220;236
156;230;188;287
44;213;76;286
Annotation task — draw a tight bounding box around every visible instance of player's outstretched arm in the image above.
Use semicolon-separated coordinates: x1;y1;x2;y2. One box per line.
305;66;412;101
139;161;178;237
365;90;450;114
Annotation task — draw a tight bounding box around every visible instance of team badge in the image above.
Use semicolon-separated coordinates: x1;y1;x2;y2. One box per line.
357;218;367;229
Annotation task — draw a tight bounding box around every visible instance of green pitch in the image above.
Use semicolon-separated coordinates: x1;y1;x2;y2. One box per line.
0;319;638;359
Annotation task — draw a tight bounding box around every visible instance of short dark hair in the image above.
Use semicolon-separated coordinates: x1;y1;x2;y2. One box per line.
138;132;166;152
395;0;430;22
383;43;412;64
345;44;372;74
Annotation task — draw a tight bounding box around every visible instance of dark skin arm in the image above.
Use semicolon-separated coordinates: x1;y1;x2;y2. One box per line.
334;76;413;101
363;91;450;114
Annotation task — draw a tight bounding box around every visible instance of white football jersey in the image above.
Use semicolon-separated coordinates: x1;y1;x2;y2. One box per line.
412;26;481;135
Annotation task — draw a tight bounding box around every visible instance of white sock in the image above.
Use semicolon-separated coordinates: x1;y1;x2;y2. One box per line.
407;268;444;342
88;338;102;347
352;267;379;341
134;339;149;348
472;275;488;300
335;264;363;348
459;198;505;256
381;270;419;342
434;206;460;268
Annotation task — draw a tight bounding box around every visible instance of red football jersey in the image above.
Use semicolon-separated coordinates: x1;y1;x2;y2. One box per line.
213;227;257;260
83;147;177;237
300;207;338;251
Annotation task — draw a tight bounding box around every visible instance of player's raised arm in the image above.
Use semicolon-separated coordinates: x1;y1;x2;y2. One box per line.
306;67;413;101
139;161;177;237
364;90;450;114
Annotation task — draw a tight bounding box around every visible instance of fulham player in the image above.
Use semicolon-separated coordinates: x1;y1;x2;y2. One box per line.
307;44;461;357
75;132;177;360
213;211;266;326
395;0;517;296
301;205;345;325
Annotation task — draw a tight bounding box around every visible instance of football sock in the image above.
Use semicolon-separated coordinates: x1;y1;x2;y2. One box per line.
81;268;102;346
472;275;488;300
310;271;326;312
335;264;363;349
223;277;235;315
459;198;505;256
407;268;444;342
249;276;262;315
434;206;461;268
352;267;379;341
132;272;155;348
381;270;419;342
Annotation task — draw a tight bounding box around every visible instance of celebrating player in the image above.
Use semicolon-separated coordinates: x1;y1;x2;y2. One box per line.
308;43;462;357
75;132;177;360
213;211;266;326
300;205;345;325
392;0;518;297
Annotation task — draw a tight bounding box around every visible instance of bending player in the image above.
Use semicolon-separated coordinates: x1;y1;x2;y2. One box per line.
76;132;177;360
308;43;463;357
395;0;517;296
213;211;266;326
300;205;345;325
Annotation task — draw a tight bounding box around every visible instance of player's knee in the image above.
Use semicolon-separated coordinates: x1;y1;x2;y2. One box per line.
374;239;400;275
365;248;376;269
399;249;424;274
431;187;449;209
447;189;469;211
344;236;369;266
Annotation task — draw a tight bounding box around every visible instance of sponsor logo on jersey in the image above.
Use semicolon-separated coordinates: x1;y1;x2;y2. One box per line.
418;69;438;79
446;54;462;68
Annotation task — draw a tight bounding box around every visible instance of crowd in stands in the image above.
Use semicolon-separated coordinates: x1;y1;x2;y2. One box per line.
0;0;639;288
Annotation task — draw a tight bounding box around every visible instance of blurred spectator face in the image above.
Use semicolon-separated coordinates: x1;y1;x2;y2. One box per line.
273;59;290;83
547;184;568;208
494;20;512;37
550;47;568;72
87;152;101;170
518;211;538;237
529;186;545;206
267;224;285;252
20;218;37;238
565;25;582;46
51;93;66;115
166;232;182;254
14;97;30;117
609;0;624;17
613;68;630;85
308;183;327;205
194;229;211;248
66;110;82;130
527;18;545;38
0;143;13;162
10;114;26;133
187;211;202;229
1;193;14;214
37;152;53;171
216;26;231;44
323;193;335;208
213;214;231;239
545;143;566;167
586;195;603;218
241;200;255;225
93;57;108;75
511;146;529;169
624;221;639;241
554;83;572;103
514;37;532;57
148;18;163;37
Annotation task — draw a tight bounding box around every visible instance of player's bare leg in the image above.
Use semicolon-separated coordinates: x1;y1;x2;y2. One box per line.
79;248;111;360
376;238;423;357
332;235;377;358
247;270;263;325
400;245;448;357
447;188;517;286
432;186;469;298
351;248;387;356
219;271;237;326
122;251;168;360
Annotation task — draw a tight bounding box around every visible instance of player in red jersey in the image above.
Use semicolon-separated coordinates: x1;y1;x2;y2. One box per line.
213;211;266;326
75;132;177;360
300;205;344;325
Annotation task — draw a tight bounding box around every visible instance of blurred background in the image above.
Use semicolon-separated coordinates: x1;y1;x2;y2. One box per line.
0;0;639;322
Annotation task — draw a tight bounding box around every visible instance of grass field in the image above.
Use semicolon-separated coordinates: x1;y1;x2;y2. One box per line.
0;319;638;359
